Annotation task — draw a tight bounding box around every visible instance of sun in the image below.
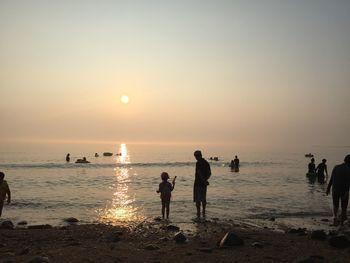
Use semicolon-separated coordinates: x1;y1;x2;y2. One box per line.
120;95;129;104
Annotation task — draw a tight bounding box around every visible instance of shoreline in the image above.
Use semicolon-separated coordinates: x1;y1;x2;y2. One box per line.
1;217;350;262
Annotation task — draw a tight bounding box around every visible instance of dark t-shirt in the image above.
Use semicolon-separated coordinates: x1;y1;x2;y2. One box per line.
308;162;316;173
329;163;350;193
158;181;173;200
194;158;211;187
317;163;327;176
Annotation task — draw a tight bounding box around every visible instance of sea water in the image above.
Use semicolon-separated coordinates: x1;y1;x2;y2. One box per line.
0;143;349;229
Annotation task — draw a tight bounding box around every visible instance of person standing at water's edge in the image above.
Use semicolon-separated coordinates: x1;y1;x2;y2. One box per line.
326;155;350;225
193;150;211;218
0;172;11;218
66;153;70;162
156;172;176;219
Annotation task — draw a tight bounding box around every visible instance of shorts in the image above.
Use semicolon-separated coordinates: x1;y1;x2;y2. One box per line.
161;193;171;204
332;191;349;210
193;185;207;203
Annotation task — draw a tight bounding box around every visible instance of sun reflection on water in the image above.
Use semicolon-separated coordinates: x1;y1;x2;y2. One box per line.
98;144;144;224
117;143;130;164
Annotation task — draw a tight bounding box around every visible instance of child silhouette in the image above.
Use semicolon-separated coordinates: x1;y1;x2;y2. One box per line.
156;172;176;219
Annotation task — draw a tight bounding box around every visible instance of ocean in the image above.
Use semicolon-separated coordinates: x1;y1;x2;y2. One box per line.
0;143;349;229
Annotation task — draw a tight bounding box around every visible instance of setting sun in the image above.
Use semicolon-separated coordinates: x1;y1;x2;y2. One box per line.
121;95;129;104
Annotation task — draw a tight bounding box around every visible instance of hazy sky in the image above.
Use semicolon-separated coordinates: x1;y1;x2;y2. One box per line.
1;0;349;148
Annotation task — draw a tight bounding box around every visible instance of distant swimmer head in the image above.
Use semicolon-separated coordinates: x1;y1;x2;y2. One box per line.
194;150;202;159
161;172;169;181
322;159;327;163
344;155;350;164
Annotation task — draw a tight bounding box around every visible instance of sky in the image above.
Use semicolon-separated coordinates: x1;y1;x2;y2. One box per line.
0;0;349;148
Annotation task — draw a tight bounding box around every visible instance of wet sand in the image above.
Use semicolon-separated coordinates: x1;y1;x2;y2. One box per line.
1;218;350;263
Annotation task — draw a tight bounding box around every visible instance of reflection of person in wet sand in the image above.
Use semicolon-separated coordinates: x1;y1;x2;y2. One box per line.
326;155;350;226
193;150;211;218
0;172;11;218
156;172;176;219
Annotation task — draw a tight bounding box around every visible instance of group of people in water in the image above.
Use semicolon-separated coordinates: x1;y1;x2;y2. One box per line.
65;153;90;164
307;157;328;184
65;152;123;164
229;155;240;171
306;154;350;226
1;151;349;229
156;151;350;227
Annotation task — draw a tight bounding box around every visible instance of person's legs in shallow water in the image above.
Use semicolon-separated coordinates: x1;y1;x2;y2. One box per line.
196;202;201;218
340;192;349;225
202;201;206;217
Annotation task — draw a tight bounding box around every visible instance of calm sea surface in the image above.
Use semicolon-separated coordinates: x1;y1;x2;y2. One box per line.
0;143;349;228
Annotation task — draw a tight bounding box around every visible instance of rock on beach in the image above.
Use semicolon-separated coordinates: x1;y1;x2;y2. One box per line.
219;231;244;247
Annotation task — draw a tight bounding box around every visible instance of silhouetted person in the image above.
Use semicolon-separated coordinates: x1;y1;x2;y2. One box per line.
95;153;99;157
0;172;11;218
75;157;90;163
308;158;316;174
193;150;211;218
233;155;240;170
66;153;70;162
156;172;176;219
230;160;234;168
316;159;328;184
326;155;350;225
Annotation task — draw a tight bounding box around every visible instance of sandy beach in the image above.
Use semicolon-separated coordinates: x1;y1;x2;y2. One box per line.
1;218;349;263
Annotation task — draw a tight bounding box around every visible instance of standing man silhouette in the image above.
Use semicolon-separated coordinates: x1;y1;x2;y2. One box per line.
326;155;350;225
193;150;211;218
0;172;11;218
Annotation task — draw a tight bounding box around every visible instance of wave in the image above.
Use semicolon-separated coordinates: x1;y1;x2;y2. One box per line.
0;162;194;169
0;160;289;170
9;200;100;209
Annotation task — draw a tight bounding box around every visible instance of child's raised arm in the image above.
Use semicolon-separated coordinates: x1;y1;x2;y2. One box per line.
171;176;177;190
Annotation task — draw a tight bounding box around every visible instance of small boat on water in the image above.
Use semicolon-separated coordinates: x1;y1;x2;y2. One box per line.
103;152;113;156
305;153;314;158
